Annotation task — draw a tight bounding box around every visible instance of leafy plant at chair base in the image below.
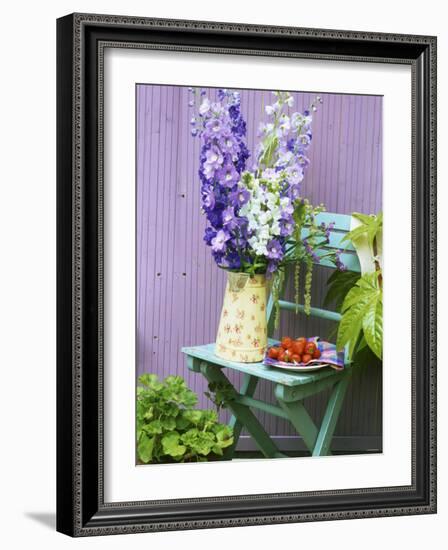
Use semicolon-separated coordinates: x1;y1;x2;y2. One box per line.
137;374;233;464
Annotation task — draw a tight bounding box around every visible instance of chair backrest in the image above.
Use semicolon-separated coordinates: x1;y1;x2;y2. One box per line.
267;212;360;330
302;212;361;272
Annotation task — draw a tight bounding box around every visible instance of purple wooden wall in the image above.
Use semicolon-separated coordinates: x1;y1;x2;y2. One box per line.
136;84;382;442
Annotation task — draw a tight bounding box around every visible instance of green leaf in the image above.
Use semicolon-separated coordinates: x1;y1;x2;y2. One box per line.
138;434;155;463
160;417;176;431
212;445;224;456
180;428;200;446
352;212;375;225
323;270;361;311
182;410;203;426
191;432;215;456
135;373;234;463
260;134;279;167
138;373;162;391
161;431;186;458
341;224;368;244
214;425;234;449
337;271;382;360
175;413;191;431
357;334;369;351
337;288;367;358
180;429;215;456
143;419;163;435
362;294;383;359
346;212;383;253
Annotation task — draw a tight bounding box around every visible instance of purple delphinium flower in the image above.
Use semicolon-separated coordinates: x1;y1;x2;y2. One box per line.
230;187;250;207
296;152;310;168
211;229;230;253
279;218;295;237
335;249;346;271
206;207;224;229
222;206;239;230
304;239;321;263
288;183;301;201
266;239;284;261
201;186;216;211
204;147;223;173
266;261;278;278
221;249;241;269
203;227;216;246
323;221;335;242
190;87;319;274
190;88;252;268
216;163;240;188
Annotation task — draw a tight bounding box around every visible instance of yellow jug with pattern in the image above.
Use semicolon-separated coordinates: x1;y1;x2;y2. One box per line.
215;272;268;363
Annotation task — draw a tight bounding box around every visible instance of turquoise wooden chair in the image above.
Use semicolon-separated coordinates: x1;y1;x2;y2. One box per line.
182;212;360;458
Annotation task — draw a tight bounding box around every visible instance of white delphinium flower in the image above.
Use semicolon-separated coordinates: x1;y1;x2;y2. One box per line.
240;180;284;261
199;97;211;115
265;102;280;116
278;114;291;134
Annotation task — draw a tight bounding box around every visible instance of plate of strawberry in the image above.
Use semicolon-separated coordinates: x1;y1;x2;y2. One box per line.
264;336;331;372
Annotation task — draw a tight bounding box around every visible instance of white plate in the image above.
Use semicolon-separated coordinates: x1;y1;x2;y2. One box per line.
268;362;331;373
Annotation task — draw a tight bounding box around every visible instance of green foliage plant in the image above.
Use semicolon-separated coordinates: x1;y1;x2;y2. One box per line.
136;374;233;464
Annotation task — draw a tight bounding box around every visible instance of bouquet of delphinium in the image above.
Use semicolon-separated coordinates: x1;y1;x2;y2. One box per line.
190;88;342;324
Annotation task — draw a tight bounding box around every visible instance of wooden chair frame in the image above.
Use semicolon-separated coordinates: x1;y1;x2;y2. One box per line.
183;212;361;457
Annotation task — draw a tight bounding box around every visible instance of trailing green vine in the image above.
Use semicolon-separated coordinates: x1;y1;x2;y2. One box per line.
269;200;343;322
272;269;285;330
304;259;313;315
294;261;301;314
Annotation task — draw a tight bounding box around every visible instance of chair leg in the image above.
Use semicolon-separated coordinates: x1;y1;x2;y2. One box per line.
276;397;319;453
200;362;284;459
312;373;351;457
227;373;258;457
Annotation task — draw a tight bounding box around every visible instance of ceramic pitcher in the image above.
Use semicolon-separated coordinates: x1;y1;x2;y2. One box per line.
215;272;268;363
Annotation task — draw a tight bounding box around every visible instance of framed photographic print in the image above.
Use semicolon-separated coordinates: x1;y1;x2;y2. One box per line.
56;13;437;536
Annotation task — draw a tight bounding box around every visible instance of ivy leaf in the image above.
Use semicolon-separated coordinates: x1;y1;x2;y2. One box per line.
138;434;155;463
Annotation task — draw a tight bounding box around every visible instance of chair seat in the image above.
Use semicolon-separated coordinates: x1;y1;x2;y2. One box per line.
182;339;345;388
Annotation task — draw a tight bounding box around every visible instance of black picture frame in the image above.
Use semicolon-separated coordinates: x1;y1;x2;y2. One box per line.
57;13;437;536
